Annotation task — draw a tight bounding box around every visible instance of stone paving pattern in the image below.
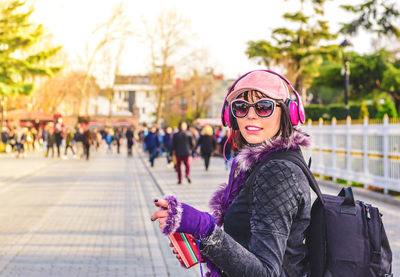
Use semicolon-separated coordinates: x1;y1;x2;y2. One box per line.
0;147;398;276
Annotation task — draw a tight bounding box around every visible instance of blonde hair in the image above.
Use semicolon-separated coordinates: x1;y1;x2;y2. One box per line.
202;125;213;136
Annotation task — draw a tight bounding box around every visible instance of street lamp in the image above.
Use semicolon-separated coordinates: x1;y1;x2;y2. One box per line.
339;39;352;119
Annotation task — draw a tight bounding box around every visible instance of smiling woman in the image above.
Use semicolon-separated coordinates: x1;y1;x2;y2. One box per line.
151;70;312;277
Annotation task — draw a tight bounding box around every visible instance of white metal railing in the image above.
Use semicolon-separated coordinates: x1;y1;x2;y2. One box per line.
302;116;400;194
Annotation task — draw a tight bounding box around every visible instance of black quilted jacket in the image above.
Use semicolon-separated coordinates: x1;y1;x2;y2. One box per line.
200;158;311;277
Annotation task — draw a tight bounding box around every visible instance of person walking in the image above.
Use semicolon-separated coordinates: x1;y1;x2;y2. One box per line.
163;127;173;166
196;125;217;171
105;128;114;154
82;126;92;161
171;121;193;184
189;126;200;160
64;127;76;158
74;127;84;160
40;126;47;152
125;126;134;157
92;129;101;151
54;125;62;158
1;126;8;145
114;128;122;154
46;127;55;158
144;126;160;167
15;126;26;158
7;128;16;154
151;69;311;276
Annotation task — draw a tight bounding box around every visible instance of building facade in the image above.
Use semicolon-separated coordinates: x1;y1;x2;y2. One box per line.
167;74;233;125
112;75;157;126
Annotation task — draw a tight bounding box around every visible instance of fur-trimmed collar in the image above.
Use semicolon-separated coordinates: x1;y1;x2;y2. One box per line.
235;129;311;172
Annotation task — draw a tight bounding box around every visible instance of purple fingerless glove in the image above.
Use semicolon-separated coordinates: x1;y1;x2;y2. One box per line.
161;195;215;239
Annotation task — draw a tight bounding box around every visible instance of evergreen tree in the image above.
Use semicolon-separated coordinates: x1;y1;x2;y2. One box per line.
246;0;337;102
0;0;61;126
340;0;400;38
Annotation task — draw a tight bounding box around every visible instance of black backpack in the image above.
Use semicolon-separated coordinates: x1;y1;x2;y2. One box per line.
247;148;393;277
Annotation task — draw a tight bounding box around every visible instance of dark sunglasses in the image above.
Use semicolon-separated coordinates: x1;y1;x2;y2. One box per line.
230;98;276;118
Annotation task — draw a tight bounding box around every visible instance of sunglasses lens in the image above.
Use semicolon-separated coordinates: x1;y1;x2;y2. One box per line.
255;100;274;117
231;101;249;117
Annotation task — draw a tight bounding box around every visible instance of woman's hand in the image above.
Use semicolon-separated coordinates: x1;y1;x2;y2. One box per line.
150;195;215;239
150;198;169;230
169;242;184;265
151;198;184;264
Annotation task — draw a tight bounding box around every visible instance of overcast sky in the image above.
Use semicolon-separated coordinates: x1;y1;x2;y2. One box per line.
31;0;370;79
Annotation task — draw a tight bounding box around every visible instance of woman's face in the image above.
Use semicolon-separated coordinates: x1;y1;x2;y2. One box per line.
235;91;281;144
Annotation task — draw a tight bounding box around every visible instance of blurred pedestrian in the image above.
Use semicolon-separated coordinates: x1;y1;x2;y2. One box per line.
25;127;34;152
82;126;92;160
64;127;76;158
189;126;200;160
8;128;16;154
0;126;8;152
144;126;160;167
30;127;39;150
54;125;62;158
125;126;134;156
46;128;55;158
41;126;48;153
15;127;26;158
196;125;217;171
92;129;101;151
163;127;173;166
1;126;7;145
139;127;148;151
171;121;193;184
74;126;84;160
114;128;122;154
105;128;114;154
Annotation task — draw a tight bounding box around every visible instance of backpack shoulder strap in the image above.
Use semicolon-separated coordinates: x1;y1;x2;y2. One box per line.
276;149;324;204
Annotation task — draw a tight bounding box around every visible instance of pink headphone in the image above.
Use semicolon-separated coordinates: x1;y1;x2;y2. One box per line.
221;69;306;129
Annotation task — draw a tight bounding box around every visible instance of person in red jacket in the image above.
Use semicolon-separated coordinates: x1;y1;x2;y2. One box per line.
171;121;193;184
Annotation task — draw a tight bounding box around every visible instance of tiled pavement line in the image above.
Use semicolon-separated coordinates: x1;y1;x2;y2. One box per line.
0;160;93;275
135;150;201;277
130;155;170;276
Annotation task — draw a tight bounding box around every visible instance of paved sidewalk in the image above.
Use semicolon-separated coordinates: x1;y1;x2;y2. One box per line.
0;151;55;184
0;148;202;277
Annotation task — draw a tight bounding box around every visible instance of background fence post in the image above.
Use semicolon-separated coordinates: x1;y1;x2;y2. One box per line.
346;116;352;185
319;118;323;177
383;114;389;194
363;116;369;189
332;117;337;182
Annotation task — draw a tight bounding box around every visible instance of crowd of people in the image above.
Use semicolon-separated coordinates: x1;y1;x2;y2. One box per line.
0;123;137;161
141;122;233;184
0;121;232;173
